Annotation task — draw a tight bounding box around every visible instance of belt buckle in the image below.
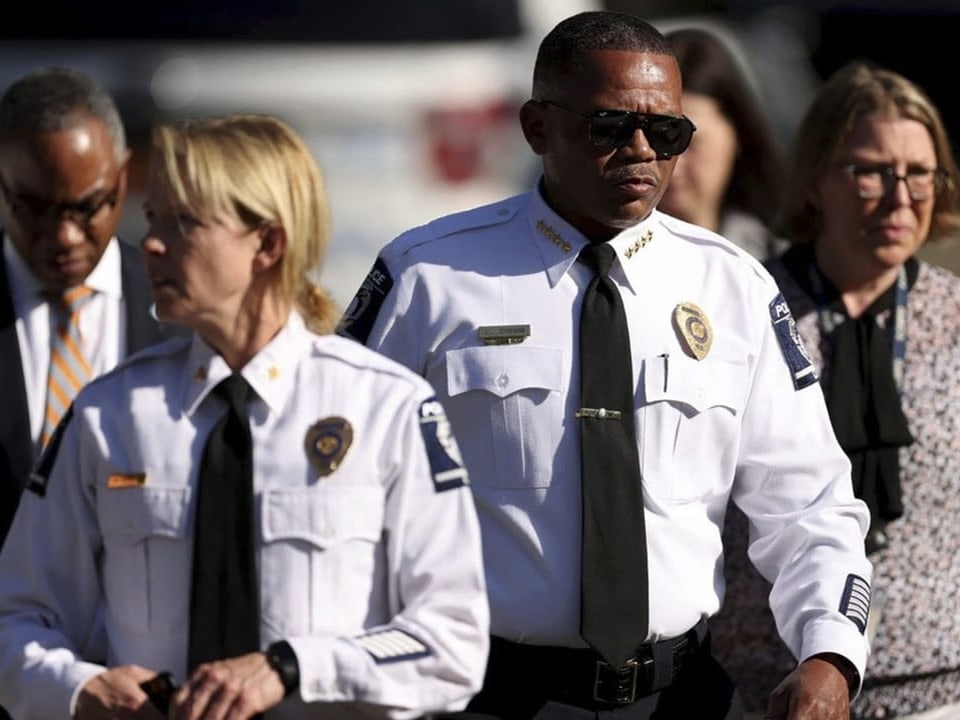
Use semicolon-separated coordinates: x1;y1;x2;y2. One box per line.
592;655;652;705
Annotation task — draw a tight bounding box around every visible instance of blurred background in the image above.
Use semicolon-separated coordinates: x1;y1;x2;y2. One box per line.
2;0;958;308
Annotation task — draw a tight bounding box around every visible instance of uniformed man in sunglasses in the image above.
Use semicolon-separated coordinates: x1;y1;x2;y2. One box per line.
339;10;872;720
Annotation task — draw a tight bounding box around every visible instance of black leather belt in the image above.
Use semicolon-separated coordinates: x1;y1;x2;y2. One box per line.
486;618;709;708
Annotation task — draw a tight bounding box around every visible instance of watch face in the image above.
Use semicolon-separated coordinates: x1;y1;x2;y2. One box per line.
139;672;178;714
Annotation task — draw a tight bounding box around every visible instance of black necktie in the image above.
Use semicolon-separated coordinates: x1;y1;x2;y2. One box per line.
578;242;649;668
188;374;260;671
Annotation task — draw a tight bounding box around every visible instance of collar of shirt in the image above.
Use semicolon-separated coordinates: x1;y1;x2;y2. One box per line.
3;233;122;305
525;184;660;296
181;311;312;418
79;239;122;299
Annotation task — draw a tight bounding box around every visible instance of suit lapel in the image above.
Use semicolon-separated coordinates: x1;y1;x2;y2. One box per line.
0;243;36;544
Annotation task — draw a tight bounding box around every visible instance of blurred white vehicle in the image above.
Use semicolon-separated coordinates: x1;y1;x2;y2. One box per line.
0;0;599;307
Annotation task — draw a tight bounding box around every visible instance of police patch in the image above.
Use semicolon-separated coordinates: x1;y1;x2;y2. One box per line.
418;397;468;492
839;573;871;634
769;293;817;390
27;405;74;497
336;256;393;344
355;629;431;664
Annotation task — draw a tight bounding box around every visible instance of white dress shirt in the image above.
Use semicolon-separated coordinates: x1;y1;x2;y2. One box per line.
338;186;873;683
3;235;125;447
0;312;489;720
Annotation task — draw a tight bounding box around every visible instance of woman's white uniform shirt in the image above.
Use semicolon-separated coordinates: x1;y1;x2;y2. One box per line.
0;311;489;720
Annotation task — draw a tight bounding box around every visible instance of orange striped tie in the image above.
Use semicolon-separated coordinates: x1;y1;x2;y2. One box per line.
42;285;94;446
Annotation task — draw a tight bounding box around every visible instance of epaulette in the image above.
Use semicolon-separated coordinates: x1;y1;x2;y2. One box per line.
657;212;770;281
383;193;525;263
312;334;424;386
123;334;191;364
71;335;192;398
657;212;730;248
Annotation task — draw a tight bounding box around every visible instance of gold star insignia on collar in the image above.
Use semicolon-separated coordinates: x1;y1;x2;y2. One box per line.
625;230;654;259
267;366;280;380
535;219;571;253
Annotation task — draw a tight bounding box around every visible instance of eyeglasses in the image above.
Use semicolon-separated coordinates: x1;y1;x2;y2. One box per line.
539;99;696;157
0;174;121;228
842;163;947;201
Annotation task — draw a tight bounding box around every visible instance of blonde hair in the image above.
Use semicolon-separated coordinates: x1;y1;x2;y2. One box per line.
150;113;339;333
778;61;960;245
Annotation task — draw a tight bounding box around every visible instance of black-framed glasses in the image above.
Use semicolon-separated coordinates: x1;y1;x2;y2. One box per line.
0;174;121;228
842;163;947;201
539;99;696;157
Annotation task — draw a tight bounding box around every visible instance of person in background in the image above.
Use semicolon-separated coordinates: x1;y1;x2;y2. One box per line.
339;10;872;720
0;112;488;720
0;66;178;549
712;61;960;720
658;26;786;261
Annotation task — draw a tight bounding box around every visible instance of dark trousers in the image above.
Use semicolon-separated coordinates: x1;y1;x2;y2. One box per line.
449;631;743;720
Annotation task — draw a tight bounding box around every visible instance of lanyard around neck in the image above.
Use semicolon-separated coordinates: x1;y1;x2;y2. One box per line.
807;261;909;392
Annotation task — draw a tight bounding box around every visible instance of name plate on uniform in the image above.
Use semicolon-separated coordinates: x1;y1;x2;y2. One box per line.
107;473;147;489
477;324;530;345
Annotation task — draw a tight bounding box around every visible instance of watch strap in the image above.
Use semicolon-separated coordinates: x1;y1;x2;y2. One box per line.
265;640;300;697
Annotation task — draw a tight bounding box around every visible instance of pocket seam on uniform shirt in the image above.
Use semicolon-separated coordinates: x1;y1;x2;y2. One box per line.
642;353;746;415
262;485;385;548
445;345;563;399
97;485;192;635
99;486;192;544
639;354;747;503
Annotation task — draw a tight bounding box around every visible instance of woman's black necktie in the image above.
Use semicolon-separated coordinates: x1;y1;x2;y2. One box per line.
577;242;649;668
188;374;260;672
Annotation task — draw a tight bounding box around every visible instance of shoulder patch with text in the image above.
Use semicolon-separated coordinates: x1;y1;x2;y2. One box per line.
769;293;817;390
26;405;74;497
839;573;871;634
418;397;468;492
336;256;393;344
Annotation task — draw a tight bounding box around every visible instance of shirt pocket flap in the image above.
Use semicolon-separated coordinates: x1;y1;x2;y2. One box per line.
99;486;192;544
643;353;746;415
262;486;385;549
446;345;563;399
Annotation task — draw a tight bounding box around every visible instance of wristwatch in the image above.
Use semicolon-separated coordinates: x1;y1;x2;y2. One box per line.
812;652;860;697
265;640;300;697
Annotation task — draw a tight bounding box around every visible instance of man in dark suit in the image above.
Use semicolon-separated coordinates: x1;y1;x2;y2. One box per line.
0;67;175;551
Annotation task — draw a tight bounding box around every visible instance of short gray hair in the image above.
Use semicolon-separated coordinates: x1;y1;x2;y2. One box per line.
0;66;126;162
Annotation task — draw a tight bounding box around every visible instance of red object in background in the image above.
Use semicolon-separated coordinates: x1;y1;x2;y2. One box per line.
426;100;515;183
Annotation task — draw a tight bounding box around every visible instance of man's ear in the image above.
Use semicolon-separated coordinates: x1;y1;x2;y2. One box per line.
519;100;548;156
253;224;287;273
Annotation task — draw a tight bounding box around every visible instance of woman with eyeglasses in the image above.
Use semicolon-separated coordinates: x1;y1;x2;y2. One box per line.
712;61;960;719
658;25;787;261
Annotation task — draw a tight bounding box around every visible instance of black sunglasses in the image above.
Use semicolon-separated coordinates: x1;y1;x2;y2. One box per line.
540;99;696;157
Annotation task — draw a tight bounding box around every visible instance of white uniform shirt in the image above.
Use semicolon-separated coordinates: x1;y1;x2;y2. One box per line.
338;187;873;681
3;235;125;447
0;312;488;720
